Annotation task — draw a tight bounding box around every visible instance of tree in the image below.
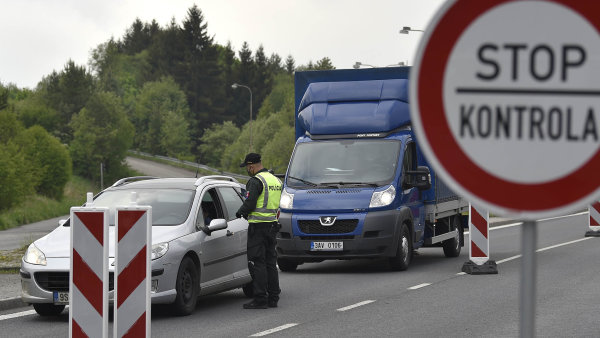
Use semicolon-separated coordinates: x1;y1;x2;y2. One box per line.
285;55;295;74
0;110;33;210
17;126;71;199
161;110;192;159
14;93;60;132
315;57;336;70
69;92;134;184
37;60;95;143
198;121;240;167
134;77;191;156
179;5;225;156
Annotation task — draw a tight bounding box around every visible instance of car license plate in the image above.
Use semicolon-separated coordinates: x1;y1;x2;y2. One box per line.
53;291;69;304
311;241;343;251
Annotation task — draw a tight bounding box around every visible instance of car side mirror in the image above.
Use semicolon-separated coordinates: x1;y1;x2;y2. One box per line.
203;219;228;235
405;166;431;191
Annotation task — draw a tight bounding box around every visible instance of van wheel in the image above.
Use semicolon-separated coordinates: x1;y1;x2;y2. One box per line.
171;257;199;316
33;303;65;316
277;258;298;272
389;223;412;271
242;282;254;298
443;216;462;257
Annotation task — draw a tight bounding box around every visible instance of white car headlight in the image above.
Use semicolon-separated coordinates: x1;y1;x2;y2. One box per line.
151;242;169;260
279;189;294;209
24;243;47;266
369;185;396;208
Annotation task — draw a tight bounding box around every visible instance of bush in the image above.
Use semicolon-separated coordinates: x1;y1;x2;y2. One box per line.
0;143;34;211
17;126;72;199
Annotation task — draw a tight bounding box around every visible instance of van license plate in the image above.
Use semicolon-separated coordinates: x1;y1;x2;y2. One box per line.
53;291;69;304
311;241;343;251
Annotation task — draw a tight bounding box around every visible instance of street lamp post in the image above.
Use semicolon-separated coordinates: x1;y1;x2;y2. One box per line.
231;83;253;151
399;26;425;34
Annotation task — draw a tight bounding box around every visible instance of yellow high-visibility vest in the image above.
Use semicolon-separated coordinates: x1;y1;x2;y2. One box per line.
248;171;282;223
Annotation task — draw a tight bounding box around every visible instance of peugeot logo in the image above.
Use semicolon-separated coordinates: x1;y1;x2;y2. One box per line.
319;216;337;226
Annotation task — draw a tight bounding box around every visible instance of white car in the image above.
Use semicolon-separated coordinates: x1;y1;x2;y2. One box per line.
21;176;253;316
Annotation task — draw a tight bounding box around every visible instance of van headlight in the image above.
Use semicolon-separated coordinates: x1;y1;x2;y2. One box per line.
24;243;47;266
369;185;396;208
280;189;294;209
151;242;169;260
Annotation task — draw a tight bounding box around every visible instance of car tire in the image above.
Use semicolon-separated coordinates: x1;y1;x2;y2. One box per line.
171;256;199;316
443;216;462;258
242;282;254;298
33;303;65;316
389;223;412;271
277;258;298;272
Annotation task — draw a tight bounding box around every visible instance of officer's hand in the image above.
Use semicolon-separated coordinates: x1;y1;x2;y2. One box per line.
236;211;242;219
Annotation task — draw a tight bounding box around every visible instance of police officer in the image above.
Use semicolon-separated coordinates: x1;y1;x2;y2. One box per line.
236;153;282;309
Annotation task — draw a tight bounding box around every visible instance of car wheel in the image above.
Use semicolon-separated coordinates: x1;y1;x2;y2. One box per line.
171;256;199;316
389;223;412;271
242;282;254;298
33;303;65;316
277;258;298;272
443;216;462;258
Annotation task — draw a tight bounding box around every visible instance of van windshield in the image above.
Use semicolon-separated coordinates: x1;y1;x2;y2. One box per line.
287;139;401;188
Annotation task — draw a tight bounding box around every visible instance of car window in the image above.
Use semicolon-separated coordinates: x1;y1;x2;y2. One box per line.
218;187;244;221
196;188;224;231
91;188;194;226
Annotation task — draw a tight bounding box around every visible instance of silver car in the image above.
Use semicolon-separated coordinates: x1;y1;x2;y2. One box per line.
20;176;253;316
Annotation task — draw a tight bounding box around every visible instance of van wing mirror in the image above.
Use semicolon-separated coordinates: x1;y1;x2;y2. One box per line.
203;219;228;235
405;166;431;191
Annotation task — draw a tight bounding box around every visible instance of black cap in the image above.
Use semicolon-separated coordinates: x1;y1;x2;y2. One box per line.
239;153;261;167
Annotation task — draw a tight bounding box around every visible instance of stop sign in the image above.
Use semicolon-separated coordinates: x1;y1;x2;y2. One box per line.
410;0;600;219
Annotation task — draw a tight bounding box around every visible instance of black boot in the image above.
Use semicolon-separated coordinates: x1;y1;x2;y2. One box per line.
243;300;268;309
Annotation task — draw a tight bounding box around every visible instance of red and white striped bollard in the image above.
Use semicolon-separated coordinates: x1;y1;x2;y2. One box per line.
462;203;498;274
114;192;152;338
70;192;109;338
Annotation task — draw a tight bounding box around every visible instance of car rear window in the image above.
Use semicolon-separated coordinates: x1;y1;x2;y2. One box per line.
91;188;195;226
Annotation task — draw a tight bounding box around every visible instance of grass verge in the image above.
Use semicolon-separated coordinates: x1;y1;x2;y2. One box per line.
0;244;28;270
0;175;96;231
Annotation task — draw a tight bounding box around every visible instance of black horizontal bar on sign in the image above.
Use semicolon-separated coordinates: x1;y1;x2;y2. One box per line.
455;87;600;96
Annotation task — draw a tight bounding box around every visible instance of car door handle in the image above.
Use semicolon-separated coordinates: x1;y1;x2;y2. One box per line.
226;230;234;237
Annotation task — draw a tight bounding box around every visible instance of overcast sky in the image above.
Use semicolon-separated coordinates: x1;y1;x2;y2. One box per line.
0;0;444;89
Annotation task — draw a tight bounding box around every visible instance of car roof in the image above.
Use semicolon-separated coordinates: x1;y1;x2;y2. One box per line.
108;177;242;191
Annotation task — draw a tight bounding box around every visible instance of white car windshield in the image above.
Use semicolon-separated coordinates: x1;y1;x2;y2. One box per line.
287;139;401;188
91;188;195;226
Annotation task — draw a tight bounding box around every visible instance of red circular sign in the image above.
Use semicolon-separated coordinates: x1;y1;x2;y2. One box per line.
410;0;600;219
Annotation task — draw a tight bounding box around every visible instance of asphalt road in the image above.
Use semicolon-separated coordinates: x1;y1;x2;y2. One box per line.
2;157;598;336
1;211;597;337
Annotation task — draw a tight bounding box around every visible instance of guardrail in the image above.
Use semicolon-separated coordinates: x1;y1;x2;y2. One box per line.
129;150;248;181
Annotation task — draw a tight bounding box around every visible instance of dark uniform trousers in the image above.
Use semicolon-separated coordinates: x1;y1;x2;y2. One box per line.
247;221;281;303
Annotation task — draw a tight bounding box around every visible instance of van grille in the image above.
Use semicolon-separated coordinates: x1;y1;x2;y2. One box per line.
298;219;358;234
35;272;115;292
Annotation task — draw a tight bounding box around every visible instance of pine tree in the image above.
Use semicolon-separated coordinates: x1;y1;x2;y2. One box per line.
285;55;295;74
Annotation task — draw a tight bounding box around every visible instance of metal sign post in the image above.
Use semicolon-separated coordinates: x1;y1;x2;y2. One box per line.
520;221;537;338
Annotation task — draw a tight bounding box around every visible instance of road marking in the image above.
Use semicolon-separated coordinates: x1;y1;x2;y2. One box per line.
495;237;592;264
0;310;37;321
249;323;299;337
408;283;431;290
336;300;376;312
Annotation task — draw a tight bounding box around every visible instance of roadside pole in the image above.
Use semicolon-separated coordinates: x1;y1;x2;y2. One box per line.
520;221;537;337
